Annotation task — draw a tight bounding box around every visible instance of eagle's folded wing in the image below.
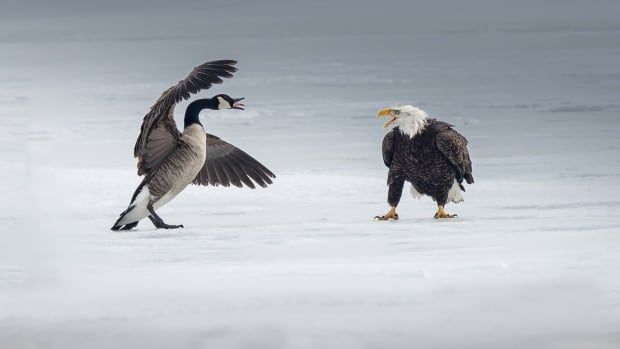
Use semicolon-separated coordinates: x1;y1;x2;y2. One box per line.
436;129;474;184
382;128;396;168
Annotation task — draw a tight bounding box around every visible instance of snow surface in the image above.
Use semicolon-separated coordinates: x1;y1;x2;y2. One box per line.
1;1;620;348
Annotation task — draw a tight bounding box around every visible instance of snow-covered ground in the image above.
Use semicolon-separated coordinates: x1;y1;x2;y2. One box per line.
1;1;620;348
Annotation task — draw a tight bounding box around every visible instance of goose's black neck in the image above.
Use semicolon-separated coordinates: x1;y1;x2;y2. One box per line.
184;98;217;127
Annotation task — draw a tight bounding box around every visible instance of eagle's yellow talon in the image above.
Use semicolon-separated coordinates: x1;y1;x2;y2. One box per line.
434;205;457;219
375;207;398;221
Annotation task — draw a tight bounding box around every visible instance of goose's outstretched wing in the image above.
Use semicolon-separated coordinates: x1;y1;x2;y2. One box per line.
133;60;238;176
192;134;276;189
436;128;474;184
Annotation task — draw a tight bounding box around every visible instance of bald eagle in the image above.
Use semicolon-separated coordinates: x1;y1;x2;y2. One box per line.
374;105;474;220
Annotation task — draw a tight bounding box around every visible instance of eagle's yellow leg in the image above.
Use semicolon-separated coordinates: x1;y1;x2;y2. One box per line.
374;207;399;221
434;205;457;219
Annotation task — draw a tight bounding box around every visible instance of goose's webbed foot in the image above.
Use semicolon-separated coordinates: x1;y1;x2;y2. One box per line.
148;215;184;229
160;223;184;229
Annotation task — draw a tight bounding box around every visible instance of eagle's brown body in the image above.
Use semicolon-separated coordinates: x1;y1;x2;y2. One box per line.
382;119;474;208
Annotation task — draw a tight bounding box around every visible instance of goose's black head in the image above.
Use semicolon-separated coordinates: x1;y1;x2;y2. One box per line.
213;94;245;110
184;95;245;127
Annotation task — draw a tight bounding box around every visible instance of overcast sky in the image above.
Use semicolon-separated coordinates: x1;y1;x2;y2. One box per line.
3;0;619;20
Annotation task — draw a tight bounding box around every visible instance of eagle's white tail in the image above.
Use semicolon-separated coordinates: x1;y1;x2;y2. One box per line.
410;184;423;199
448;180;464;203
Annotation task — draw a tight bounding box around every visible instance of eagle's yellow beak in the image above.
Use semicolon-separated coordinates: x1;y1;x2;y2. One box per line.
378;108;398;128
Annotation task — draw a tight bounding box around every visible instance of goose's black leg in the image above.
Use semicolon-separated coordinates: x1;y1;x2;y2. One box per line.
147;215;160;227
147;204;184;229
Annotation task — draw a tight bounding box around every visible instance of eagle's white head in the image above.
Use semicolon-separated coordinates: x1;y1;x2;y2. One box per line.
377;105;429;138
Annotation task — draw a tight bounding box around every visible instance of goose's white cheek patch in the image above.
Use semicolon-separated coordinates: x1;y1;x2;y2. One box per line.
217;96;231;110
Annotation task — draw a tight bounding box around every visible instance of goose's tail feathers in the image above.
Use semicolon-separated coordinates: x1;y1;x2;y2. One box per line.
111;180;151;231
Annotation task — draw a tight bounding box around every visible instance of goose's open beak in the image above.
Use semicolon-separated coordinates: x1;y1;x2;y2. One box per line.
378;108;397;128
232;97;245;110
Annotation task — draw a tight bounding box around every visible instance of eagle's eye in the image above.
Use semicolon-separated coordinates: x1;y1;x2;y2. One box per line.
393;110;401;115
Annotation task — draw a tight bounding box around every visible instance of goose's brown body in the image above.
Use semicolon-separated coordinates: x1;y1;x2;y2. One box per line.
147;124;206;203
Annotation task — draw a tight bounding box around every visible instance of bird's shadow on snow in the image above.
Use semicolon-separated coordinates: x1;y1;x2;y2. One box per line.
372;217;467;224
110;229;203;239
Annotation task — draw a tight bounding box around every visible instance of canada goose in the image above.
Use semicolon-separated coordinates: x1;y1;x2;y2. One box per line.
111;60;275;231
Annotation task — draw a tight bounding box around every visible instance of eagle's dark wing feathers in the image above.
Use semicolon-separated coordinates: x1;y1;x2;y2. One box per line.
192;133;276;189
382;129;396;167
133;60;238;176
436;129;474;184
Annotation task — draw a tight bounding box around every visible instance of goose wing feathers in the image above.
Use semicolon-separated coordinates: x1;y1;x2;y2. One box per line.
133;60;238;176
192;134;276;189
